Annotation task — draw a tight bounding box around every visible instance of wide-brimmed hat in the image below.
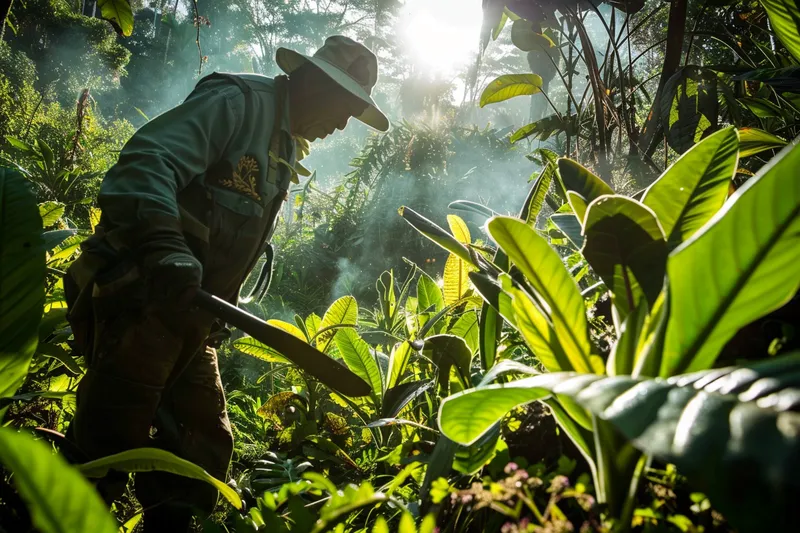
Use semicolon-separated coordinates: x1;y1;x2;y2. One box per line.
276;36;389;132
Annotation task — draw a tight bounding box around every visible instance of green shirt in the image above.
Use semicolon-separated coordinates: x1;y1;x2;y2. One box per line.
99;73;296;234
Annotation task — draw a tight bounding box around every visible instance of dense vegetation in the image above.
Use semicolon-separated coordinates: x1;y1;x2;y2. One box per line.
1;0;799;532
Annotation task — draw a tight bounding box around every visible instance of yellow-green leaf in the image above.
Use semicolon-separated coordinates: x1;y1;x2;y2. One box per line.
317;296;358;352
488;217;592;372
443;254;469;306
79;447;242;509
480;74;543;107
447;214;471;245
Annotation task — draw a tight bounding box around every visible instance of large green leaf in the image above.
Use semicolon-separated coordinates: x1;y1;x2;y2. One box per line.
510;18;556;51
556;158;614;205
520;163;554;226
0;168;45;401
453;423;503;474
550;213;584;248
38;202;64;227
663;140;800;375
479;74;543;107
447;214;471;245
507;284;571;372
760;0;800;63
739;96;783;118
606;302;647;377
660;66;719;154
381;380;432;418
0;428;118;533
643;127;738;248
488;217;593;372
469;272;517;328
416;273;444;313
334;329;383;396
449;311;479;353
387;340;414;389
738;127;787;157
422;334;473;395
317;296;358;352
478;302;501;371
582;195;667;317
79;447;243;510
439;354;800;532
97;0;134;37
233;337;291;364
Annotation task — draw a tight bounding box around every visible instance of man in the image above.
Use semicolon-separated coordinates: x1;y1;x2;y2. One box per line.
64;36;388;531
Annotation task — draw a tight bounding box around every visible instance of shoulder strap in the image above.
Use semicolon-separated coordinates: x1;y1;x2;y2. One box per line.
267;75;288;183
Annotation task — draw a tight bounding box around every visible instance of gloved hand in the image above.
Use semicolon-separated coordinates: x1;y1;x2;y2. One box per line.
143;250;203;308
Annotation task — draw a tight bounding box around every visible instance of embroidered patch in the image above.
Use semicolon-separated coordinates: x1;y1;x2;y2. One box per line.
220;156;260;201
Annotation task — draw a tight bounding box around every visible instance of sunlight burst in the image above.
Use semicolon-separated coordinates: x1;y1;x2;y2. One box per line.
399;0;484;77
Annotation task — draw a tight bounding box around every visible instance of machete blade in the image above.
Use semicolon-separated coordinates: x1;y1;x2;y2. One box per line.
194;290;371;397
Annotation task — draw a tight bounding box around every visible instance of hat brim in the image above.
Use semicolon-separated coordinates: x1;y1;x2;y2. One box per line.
276;47;389;132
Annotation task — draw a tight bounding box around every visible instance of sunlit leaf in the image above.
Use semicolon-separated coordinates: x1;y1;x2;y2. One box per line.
417;273;444;313
480;74;543;107
506;284;571;372
739;96;783;118
607;302;648;376
334;329;383;396
387;340;414;389
317;296;358;352
521;163;554;226
759;0;800;63
89;207;102;232
663;140;800;375
643;126;738;248
449;311;479;353
660;67;719;154
488;217;593;373
97;0;134;37
305;313;322;345
582;195;667;317
557;158;614;205
447;214;471;245
0;428;118;533
267;319;307;341
738;128;787;157
233;337;291;364
79;447;242;509
443;254;470;307
38;202;64;228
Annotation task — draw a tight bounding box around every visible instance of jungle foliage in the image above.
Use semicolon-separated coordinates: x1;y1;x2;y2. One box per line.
1;0;799;532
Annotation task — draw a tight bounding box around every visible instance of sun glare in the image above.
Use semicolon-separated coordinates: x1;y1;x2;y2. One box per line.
399;0;484;77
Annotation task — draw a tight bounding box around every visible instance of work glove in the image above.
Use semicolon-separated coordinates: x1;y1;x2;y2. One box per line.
138;230;203;309
143;250;203;308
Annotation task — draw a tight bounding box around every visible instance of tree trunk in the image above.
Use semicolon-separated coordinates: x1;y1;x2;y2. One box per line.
640;0;688;157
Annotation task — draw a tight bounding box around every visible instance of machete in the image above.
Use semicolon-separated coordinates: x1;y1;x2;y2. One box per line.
194;290;371;397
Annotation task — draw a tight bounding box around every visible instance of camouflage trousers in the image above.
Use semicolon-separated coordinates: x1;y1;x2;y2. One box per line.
66;263;233;530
